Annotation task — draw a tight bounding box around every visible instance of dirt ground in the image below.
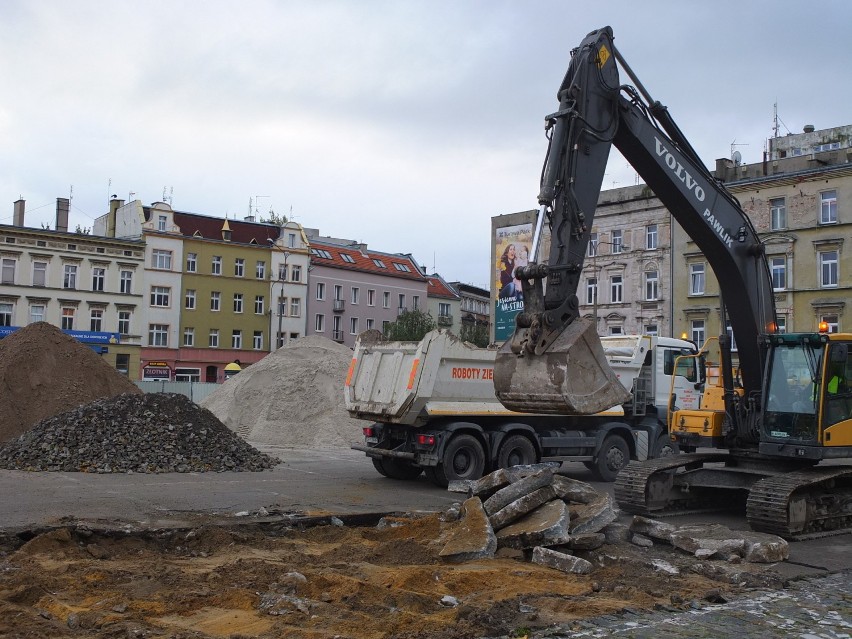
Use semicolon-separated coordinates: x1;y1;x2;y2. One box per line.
0;512;784;639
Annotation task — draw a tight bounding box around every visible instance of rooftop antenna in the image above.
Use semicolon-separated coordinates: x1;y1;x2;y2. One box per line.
730;139;748;165
253;195;270;216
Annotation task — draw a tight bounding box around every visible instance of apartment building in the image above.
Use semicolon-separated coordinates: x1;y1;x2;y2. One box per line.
0;198;145;378
303;233;428;348
425;273;460;332
449;281;491;343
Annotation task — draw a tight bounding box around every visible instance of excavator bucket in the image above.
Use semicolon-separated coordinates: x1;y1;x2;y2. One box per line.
493;318;631;415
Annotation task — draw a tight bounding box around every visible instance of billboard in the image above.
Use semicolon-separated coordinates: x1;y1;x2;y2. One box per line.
493;222;533;341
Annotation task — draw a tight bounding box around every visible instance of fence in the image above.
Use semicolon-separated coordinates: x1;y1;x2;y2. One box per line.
134;380;220;403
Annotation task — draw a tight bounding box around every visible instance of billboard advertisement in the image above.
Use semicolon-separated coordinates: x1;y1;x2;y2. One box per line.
494;222;533;342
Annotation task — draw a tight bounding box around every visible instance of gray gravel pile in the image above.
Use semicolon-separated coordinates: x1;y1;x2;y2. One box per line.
0;393;279;473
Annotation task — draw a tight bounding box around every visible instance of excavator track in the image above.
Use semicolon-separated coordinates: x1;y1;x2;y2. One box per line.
746;467;852;540
614;453;731;515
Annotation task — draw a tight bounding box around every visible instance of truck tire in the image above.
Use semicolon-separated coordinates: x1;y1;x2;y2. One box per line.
653;434;679;458
592;435;630;482
431;434;485;487
497;434;537;469
372;457;423;480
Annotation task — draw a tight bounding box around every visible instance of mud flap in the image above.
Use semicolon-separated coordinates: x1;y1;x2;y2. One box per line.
493;318;631;415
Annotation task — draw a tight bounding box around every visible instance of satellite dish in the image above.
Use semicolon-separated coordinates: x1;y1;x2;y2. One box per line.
732;150;742;166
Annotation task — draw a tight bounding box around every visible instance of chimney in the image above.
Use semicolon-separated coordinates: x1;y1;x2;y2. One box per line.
13;199;25;227
107;196;124;237
56;197;70;233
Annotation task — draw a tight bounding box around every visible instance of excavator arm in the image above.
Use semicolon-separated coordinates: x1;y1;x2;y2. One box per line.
494;27;776;434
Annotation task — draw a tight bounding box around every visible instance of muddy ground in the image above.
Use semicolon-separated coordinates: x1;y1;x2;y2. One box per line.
0;511;785;639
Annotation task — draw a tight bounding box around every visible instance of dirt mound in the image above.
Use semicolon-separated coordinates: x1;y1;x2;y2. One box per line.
0;322;141;443
201;335;364;449
0;393;279;473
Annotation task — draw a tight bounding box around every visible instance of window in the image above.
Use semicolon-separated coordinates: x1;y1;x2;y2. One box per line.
770;197;786;230
212;256;222;275
609;326;623;335
90;309;103;332
1;258;15;284
398;294;406;311
118;311;130;335
185;289;196;309
382;320;391;333
349;317;358;334
92;267;105;291
115;354;130;376
29;304;45;324
341;253;355;263
725;320;738;352
820;190;837;224
610;275;623;303
256;261;266;279
611;230;623;254
439;302;451;317
644;324;658;336
0;302;12;327
277;296;288;317
368;289;376;306
211;291;221;311
770;257;787;291
819;250;838;288
315;314;325;332
644;270;659;301
585;278;597;305
366;319;375;330
120;270;132;294
148;324;168;346
288;233;296;248
334;285;343;301
278;263;288;281
253;331;263;350
152;249;172;270
186;253;197;272
645;224;658;250
231;330;242;349
413;295;419;310
775;315;787;334
310;248;332;259
234;258;245;277
63;264;77;289
821;314;839;334
289;298;301;317
316;282;325;300
383;291;390;308
351;287;360;304
690;319;706;346
32;261;47;287
373;258;386;268
61;307;75;330
150;286;170;307
209;329;219;348
158;215;167;231
291;265;302;282
233;293;244;313
175;368;200;382
689;263;705;295
393;262;411;272
587;232;598;257
254;295;265;314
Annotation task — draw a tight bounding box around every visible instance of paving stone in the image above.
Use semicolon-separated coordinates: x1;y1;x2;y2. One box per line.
531;547;593;574
551;475;600;504
489;486;557;531
496;499;571;550
438;497;496;562
483;468;553;516
570;493;617;534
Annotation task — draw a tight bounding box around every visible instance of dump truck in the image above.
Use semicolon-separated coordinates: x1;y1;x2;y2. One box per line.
347;330;700;485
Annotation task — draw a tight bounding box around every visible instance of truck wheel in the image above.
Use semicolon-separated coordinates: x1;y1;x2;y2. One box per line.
653;434;679;458
432;434;485;487
372;457;422;480
592;435;630;482
497;434;537;469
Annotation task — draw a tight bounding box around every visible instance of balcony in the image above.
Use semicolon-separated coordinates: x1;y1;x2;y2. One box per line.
332;330;345;342
397;306;407;316
333;299;345;312
437;314;453;326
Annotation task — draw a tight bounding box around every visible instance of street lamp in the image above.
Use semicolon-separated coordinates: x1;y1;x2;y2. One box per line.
268;239;291;349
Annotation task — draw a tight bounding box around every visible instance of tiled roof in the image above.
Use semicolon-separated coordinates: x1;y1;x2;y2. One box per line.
427;275;459;299
310;239;427;282
168;211;281;245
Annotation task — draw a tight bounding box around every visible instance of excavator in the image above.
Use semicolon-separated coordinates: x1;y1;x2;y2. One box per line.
493;26;852;539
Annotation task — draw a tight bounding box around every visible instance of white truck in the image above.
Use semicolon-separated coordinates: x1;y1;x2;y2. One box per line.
346;330;701;485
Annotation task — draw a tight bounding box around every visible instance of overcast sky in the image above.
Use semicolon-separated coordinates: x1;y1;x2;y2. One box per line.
2;1;850;288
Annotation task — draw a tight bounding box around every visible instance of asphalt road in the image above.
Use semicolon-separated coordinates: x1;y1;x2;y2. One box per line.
1;445;850;580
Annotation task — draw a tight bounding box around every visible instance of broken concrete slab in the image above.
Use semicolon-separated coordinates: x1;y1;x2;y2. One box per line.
602;522;630;544
551;475;600;504
496;499;571;550
439;497;497;563
743;534;790;563
569;493;618;535
489;486;557;531
447;479;475;494
554;533;606;552
531;547;593;574
669;524;746;560
630;533;654;548
504;462;561;482
483;468;553;516
468;468;512;499
630;516;678;542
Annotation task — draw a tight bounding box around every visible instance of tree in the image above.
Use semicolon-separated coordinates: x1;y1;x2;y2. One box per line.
383;309;436;341
459;323;490;348
260;209;288;226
